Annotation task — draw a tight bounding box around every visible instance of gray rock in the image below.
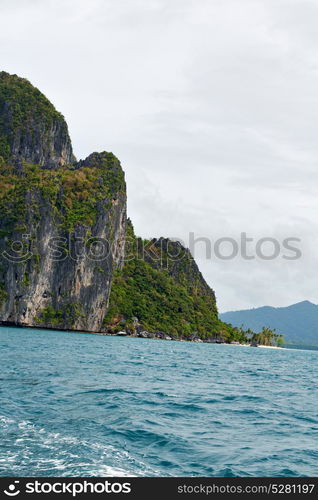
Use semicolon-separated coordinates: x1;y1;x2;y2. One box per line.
137;331;149;338
0;153;126;332
0;72;74;168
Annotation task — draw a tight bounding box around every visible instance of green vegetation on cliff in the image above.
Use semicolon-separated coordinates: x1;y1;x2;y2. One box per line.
0;71;73;166
34;303;85;329
0;71;282;345
0;72;127;332
0;152;125;232
104;222;245;341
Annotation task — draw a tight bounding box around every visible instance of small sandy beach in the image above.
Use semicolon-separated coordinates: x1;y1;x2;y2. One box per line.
257;345;285;350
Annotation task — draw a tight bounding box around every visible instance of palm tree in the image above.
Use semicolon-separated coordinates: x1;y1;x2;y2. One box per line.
251;327;284;346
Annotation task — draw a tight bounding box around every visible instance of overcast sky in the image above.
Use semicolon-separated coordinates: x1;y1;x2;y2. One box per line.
1;0;318;311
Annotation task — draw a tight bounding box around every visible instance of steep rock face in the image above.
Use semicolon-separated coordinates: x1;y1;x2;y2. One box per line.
0;71;227;339
0;72;73;167
0;73;127;332
0;152;126;331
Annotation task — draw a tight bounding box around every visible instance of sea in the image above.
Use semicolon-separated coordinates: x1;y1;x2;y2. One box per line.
0;326;317;477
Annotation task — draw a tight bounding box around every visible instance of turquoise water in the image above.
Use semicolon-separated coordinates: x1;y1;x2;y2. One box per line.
0;326;317;477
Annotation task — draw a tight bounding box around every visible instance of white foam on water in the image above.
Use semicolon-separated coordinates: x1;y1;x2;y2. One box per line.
0;414;159;477
94;465;136;477
0;416;15;425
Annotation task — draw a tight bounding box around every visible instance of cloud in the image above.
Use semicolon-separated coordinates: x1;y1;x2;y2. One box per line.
0;0;317;310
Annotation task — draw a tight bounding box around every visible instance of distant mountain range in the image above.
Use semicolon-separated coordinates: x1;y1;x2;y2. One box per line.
220;301;318;347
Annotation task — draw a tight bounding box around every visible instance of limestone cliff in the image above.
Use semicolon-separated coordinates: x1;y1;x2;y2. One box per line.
103;222;221;339
0;151;126;331
0;73;126;331
0;71;233;340
0;72;73;168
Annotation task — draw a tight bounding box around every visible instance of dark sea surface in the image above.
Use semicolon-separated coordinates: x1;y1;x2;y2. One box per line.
0;326;317;477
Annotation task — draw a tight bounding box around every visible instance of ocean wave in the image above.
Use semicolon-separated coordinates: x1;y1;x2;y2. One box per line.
0;415;159;477
1;327;318;477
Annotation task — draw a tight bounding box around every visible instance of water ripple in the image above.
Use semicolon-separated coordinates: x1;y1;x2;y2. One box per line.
0;326;317;477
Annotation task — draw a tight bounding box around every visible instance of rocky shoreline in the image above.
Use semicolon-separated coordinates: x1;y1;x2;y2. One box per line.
95;330;262;346
102;331;286;348
0;320;227;343
0;320;286;348
103;329;221;343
